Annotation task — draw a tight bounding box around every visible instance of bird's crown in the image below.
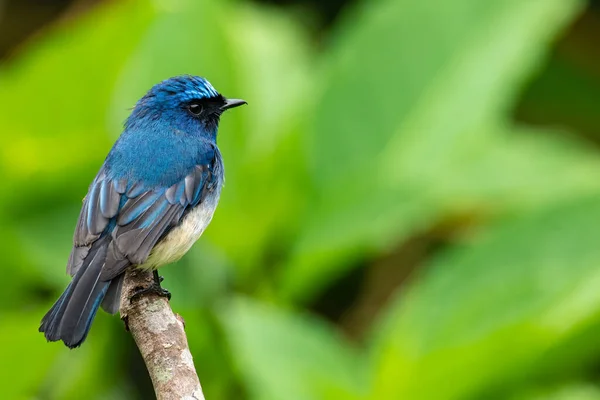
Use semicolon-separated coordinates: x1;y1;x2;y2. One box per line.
140;75;220;106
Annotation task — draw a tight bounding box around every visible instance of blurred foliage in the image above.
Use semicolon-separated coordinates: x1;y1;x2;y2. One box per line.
2;0;600;399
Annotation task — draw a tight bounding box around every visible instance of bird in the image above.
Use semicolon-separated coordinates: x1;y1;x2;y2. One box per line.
39;75;246;348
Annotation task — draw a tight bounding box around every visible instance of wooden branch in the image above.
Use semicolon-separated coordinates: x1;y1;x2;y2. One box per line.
119;268;205;400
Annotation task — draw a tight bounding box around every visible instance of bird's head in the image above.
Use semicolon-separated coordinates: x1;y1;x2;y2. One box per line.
125;75;246;138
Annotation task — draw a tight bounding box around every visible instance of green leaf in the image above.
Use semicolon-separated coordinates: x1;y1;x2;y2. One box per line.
220;297;367;400
370;195;600;399
15;206;80;289
318;0;582;186
517;55;600;141
510;383;600;400
0;227;40;307
0;311;123;400
39;315;129;400
426;126;600;212
0;312;61;399
278;0;587;302
204;2;314;281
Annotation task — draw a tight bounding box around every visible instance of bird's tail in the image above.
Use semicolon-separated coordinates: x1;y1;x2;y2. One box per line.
39;237;116;349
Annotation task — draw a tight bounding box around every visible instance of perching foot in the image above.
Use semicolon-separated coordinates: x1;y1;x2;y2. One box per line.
130;270;171;301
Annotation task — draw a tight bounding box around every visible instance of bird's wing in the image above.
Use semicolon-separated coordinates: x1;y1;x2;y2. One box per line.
67;152;219;282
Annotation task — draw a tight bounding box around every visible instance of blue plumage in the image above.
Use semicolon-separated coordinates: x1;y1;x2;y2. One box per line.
40;75;246;348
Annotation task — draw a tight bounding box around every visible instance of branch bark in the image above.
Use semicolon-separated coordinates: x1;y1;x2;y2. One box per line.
119;268;205;400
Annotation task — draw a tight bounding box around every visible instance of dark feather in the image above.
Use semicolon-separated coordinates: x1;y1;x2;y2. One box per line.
100;179;120;218
67;246;89;277
40;236;111;348
86;181;108;235
99;164;209;281
117;191;161;226
101;274;124;314
73;193;98;246
60;243;109;346
188;165;208;204
108;202;182;270
68;173;122;276
126;181;146;198
114;177;128;194
166;180;185;204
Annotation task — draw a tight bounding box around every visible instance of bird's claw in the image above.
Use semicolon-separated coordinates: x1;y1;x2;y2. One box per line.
130;269;171;301
130;283;171;302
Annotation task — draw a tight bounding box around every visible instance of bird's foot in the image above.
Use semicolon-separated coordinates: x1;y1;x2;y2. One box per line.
130;270;171;301
130;283;171;301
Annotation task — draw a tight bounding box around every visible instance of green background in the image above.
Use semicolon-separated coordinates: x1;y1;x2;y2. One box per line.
2;0;600;399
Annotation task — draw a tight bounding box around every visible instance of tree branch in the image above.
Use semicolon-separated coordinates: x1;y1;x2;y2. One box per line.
119;268;205;400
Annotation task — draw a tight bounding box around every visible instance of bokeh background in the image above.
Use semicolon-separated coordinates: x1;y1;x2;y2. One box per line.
2;0;600;399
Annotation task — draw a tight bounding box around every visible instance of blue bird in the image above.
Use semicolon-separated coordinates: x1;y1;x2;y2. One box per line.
39;75;246;348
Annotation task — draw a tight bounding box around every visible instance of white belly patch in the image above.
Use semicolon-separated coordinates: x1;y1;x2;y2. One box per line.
138;199;218;270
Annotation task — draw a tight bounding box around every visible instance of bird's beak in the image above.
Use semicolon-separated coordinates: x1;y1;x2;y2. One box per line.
221;98;247;111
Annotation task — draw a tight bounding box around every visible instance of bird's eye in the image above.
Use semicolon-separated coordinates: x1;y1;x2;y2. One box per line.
188;101;203;116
